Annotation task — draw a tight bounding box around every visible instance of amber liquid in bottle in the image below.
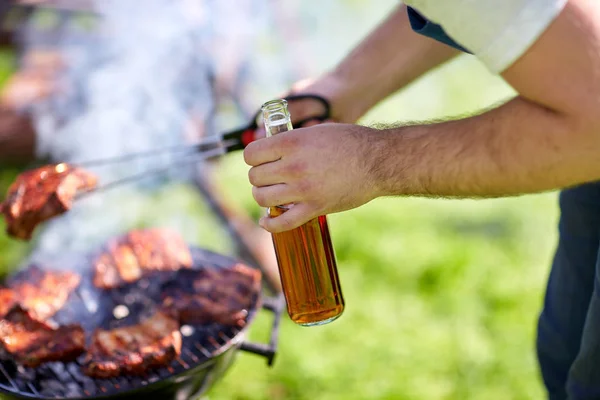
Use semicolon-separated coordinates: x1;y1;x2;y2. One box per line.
269;205;345;326
261;99;345;326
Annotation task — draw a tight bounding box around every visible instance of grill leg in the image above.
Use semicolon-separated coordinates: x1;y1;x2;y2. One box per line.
192;164;282;295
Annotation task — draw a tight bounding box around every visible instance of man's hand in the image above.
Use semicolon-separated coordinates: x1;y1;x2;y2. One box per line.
246;0;600;234
244;123;380;232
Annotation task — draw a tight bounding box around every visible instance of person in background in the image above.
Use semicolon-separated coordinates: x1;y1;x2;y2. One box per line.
244;1;600;398
0;46;62;165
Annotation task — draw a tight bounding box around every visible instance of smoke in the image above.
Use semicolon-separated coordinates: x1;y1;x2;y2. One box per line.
18;0;274;266
10;0;394;269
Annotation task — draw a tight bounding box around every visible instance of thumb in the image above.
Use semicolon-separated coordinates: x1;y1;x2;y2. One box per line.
259;203;314;233
254;126;267;141
299;118;336;128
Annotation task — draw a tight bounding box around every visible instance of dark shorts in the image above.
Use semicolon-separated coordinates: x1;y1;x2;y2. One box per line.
538;182;600;399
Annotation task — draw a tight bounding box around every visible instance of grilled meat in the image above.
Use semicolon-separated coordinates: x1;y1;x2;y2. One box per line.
0;306;85;368
162;263;261;327
0;163;97;240
83;310;182;378
8;265;81;321
93;228;193;289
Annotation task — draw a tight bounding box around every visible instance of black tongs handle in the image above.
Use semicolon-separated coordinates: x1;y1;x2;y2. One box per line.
220;94;331;153
70;94;331;167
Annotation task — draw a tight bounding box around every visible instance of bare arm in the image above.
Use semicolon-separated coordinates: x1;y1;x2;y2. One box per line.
245;0;600;232
370;0;600;199
285;4;459;124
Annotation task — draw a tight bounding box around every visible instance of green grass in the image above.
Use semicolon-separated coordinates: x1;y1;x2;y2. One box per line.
0;51;559;399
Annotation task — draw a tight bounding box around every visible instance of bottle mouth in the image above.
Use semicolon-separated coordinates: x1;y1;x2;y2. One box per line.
261;99;288;112
261;99;291;129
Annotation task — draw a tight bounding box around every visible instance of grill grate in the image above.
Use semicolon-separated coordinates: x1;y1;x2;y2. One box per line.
0;247;262;399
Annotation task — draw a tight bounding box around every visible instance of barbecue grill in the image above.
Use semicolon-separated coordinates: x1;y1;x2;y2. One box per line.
0;247;284;400
0;3;290;398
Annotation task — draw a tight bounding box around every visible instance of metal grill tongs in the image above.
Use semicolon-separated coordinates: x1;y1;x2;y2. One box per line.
72;94;331;199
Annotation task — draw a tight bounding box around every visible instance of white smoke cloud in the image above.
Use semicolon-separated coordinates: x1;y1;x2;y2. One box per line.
20;0;274;265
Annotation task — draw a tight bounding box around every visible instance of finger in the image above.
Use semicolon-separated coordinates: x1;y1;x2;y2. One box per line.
243;136;283;167
288;99;328;124
297;119;322;128
252;184;297;208
254;126;267;140
296;117;337;128
289;77;315;92
259;203;315;233
248;162;286;187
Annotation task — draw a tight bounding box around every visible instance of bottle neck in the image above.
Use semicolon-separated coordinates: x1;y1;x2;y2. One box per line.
262;99;295;213
262;99;293;136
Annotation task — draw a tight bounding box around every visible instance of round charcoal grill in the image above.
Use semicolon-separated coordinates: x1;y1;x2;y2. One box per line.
0;247;284;400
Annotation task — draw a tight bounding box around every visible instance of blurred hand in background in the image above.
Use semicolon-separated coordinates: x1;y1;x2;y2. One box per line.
0;49;64;163
0;49;64;110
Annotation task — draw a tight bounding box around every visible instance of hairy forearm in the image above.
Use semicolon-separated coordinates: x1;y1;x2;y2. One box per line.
369;0;600;199
369;97;599;198
322;5;459;122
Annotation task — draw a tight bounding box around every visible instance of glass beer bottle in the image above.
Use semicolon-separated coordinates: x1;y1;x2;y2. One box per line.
261;99;345;326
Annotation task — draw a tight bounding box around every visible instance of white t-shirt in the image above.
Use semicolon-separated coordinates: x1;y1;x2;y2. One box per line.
403;0;568;73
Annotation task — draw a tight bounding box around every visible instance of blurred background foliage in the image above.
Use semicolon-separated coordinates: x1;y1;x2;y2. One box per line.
0;1;557;399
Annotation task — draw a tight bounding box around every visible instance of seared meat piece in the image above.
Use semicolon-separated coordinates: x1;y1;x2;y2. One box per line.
0;306;85;368
0;163;97;240
8;265;81;321
162;263;262;327
93;228;193;289
83;311;182;378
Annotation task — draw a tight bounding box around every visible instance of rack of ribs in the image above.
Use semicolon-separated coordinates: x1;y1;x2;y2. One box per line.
161;263;262;327
82;310;182;378
6;265;81;322
0;163;97;240
93;228;193;290
0;306;85;368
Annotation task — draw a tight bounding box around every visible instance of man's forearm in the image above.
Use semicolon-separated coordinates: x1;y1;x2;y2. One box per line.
370;96;599;198
320;5;459;122
370;0;600;199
